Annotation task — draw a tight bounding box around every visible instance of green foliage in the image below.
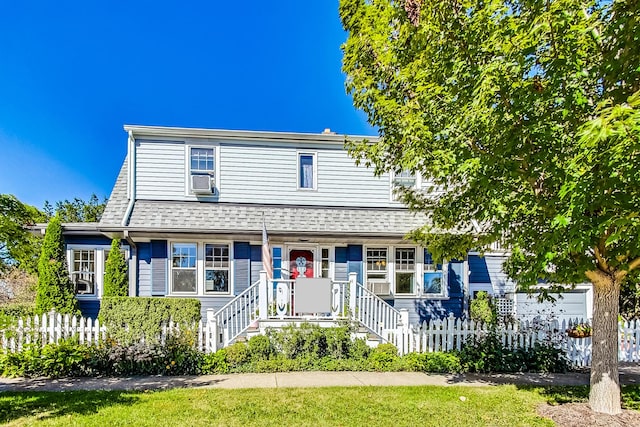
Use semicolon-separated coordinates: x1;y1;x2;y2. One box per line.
98;297;201;345
340;1;640;407
0;194;45;273
224;342;250;369
459;332;570;374
34;216;78;315
247;334;275;361
103;239;128;297
368;343;399;371
0;339;93;378
43;194;107;223
470;291;497;326
201;349;229;374
268;323;354;360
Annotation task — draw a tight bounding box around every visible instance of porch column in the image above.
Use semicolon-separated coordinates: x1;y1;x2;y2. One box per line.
259;270;268;320
349;272;358;319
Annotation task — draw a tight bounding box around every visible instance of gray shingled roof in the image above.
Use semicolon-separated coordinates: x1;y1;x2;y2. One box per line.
99;157;428;237
126;201;428;236
99;157;129;226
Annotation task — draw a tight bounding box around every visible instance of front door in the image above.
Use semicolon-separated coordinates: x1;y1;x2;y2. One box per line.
289;249;315;279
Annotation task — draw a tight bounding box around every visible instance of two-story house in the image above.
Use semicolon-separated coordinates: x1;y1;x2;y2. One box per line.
60;125;592;342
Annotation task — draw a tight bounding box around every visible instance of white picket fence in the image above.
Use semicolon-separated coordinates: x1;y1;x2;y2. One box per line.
2;311;640;368
387;315;640;367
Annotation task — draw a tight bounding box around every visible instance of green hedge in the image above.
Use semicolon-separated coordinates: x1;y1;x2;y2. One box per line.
98;297;201;345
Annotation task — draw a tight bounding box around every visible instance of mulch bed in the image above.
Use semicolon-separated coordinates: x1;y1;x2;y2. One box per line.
537;403;640;427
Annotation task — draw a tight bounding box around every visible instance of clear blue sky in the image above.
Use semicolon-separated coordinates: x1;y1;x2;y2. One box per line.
0;1;372;209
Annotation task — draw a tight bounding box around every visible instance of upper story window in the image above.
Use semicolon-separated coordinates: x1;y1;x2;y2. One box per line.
395;248;416;294
190;147;215;173
171;243;197;293
205;244;230;293
71;249;95;295
391;170;418;201
298;153;316;190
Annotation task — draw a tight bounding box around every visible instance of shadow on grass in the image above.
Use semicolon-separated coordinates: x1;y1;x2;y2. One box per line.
0;390;140;424
515;384;640;411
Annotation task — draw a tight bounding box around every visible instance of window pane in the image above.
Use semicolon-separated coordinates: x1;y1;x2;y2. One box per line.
299;154;314;188
205;270;228;292
396;272;414;293
395;248;415;270
191;148;215;172
366;248;387;271
424;272;443;294
72;249;95;295
172;270;197;292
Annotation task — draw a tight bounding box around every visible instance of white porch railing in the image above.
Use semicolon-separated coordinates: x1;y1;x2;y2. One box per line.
348;273;405;341
211;279;261;350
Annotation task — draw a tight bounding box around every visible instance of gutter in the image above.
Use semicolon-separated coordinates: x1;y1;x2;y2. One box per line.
121;130;136;227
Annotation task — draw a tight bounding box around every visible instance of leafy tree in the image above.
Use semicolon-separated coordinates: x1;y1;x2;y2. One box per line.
34;215;78;315
340;0;639;414
0;194;46;273
44;194;107;223
103;239;129;297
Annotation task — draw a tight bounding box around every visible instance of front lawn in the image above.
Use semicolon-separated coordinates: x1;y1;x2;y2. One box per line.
2;385;639;426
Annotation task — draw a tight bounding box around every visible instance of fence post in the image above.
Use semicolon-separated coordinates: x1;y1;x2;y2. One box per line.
48;309;55;344
206;308;218;353
259;271;268;321
348;272;357;319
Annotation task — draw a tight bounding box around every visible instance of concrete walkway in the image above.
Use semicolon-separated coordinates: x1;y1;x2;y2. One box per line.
1;365;639;392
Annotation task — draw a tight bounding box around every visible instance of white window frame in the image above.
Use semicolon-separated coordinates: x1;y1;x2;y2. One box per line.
393;246;417;296
168;241;234;296
169;242;198;295
365;246;389;287
320;246;334;280
422;249;448;298
185;144;221;196
203;243;232;294
67;244;129;299
297;152;317;191
390;170;421;201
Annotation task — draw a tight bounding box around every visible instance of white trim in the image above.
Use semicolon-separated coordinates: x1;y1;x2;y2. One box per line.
296;151;317;191
389;170;421;202
392;246;419;297
364;245;391;294
66;244;130;300
124;124;378;145
168;240;234;296
184;144;221;197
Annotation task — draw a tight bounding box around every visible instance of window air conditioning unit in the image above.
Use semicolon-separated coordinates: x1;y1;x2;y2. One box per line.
191;174;213;194
367;281;391;295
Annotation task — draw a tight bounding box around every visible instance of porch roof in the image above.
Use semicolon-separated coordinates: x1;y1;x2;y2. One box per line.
121;200;428;237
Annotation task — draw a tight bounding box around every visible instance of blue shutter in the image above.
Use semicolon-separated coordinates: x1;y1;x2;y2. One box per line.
347;244;363;284
334;247;348;281
151;240;167;296
234;242;250;294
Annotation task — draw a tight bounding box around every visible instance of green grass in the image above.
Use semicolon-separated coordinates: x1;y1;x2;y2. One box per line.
1;385;639;426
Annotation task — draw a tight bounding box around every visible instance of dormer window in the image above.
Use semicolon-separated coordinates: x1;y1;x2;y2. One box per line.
391;170;419;201
189;147;216;195
297;152;316;190
191;147;215;173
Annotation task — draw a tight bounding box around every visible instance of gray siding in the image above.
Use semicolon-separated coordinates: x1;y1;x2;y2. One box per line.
136;141;186;200
134;138;405;208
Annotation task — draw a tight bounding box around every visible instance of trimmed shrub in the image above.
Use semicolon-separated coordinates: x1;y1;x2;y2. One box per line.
470;291;497;326
34;215;78;315
98;297;201;345
368;343;399;371
423;352;462;373
224;342;250;369
247;334;275;361
103;239;128;297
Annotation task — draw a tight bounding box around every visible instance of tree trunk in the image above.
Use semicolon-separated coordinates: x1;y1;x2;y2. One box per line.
586;270;622;414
